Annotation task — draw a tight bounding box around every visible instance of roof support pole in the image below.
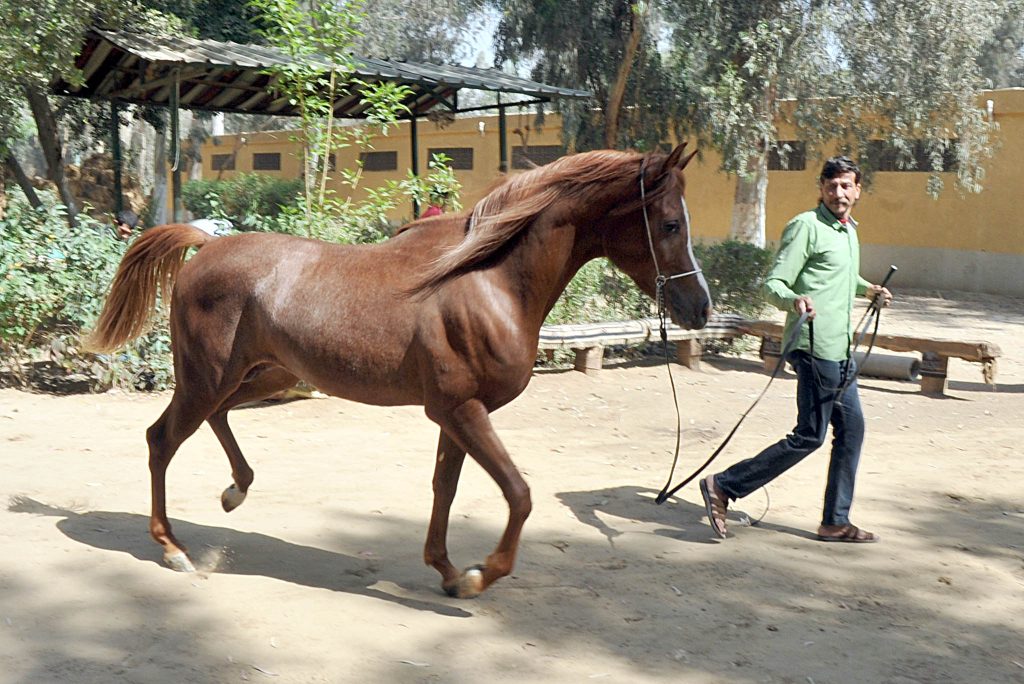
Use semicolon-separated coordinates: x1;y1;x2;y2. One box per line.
410;114;420;218
498;94;509;173
110;100;123;215
169;68;183;222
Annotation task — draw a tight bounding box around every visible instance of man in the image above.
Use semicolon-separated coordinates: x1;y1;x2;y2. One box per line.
112;209;139;240
700;156;892;543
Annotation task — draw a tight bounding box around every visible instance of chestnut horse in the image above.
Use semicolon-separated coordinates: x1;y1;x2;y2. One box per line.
88;144;711;597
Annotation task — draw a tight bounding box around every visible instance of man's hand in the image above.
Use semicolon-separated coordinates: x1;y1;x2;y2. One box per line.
794;295;816;320
866;284;893;308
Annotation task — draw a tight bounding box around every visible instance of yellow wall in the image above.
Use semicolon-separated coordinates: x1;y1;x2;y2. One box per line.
196;89;1024;295
201;108;562;222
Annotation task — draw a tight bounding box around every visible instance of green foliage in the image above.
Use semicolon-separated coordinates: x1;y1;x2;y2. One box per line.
402;154;464;212
545;259;652;325
693;239;772;318
495;0;680;151
544;239;772;328
0;191;173;391
182;173;303;228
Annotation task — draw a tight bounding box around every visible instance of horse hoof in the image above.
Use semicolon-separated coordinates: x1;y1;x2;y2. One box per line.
164;551;196;573
453;565;485;599
221;484;247;512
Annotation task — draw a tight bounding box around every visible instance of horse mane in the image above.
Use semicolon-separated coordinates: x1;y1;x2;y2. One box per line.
410;148;672;293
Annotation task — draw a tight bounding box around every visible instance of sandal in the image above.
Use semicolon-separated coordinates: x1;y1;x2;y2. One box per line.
817;524;879;543
700;474;729;539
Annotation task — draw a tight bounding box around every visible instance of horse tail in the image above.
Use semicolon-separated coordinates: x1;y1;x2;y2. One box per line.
85;224;215;353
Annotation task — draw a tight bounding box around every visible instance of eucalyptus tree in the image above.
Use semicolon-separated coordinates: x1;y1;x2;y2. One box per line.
354;0;490;63
0;0;135;222
493;0;681;152
665;0;1008;245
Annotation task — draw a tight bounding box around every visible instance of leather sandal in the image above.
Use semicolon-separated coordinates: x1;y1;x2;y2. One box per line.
700;474;729;538
817;524;879;543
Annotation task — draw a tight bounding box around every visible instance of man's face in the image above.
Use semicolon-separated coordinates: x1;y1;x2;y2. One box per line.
819;171;861;221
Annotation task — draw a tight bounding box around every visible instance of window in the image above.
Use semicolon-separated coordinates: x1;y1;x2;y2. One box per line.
512;145;563;169
427;147;474;170
359;150;398;171
211;154;235;171
252;152;281;171
866;140;959;172
768;141;806;171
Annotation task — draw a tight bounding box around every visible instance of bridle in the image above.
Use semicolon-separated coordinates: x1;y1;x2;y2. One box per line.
638;158;705;504
638;158;704;320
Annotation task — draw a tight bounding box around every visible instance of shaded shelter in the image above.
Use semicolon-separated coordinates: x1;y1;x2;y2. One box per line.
53;28;592;220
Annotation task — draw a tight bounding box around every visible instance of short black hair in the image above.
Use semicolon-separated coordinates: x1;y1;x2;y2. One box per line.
115;209;139;228
819;156;861;184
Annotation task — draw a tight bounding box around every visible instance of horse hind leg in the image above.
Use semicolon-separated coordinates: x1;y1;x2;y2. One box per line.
210;365;300;513
147;391;212;572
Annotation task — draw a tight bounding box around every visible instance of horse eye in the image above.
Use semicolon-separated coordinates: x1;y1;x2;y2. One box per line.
662;220;681;233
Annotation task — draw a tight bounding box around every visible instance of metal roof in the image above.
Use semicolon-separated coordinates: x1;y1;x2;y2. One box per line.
52;29;592;117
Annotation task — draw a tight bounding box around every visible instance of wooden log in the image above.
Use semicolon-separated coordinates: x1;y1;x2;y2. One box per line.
676;339;702;370
919;351;949;395
572;345;605;374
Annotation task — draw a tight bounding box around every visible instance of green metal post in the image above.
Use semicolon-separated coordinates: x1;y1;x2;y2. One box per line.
410;114;420;217
170;69;182;222
110;100;124;215
498;95;509;173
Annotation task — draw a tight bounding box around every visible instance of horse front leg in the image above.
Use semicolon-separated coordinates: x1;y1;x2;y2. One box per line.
424;430;467;594
430;399;532;598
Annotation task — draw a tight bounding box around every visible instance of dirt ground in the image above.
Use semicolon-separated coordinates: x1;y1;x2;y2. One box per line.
1;289;1022;684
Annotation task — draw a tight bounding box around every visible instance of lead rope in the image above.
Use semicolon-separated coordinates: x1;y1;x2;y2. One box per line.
638;159;703;509
654;311;811;504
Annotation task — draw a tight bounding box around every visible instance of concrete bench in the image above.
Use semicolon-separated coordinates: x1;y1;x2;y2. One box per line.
739;320;1001;395
537;313;749;373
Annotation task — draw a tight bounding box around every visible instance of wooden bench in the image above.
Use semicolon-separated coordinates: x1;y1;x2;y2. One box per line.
739;320;1001;395
537;313;749;373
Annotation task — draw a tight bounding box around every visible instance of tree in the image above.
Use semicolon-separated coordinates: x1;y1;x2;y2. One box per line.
0;0;134;223
493;0;680;152
354;0;489;63
665;0;1009;246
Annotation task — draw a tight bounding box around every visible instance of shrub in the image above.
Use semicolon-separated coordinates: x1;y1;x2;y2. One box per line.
0;191;174;391
182;173;303;228
545;258;652;325
693;239;773;318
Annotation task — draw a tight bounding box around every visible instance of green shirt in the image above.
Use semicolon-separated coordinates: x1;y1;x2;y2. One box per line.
763;203;871;362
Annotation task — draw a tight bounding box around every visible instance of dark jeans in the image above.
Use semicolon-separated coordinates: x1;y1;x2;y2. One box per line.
714;350;865;527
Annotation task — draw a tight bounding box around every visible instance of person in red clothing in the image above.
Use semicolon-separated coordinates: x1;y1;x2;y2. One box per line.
421;187;453;218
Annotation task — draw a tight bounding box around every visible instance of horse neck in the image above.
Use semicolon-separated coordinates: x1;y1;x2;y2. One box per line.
494;204;610;331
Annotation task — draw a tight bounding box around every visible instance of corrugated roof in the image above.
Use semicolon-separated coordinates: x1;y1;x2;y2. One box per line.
52;29;591;117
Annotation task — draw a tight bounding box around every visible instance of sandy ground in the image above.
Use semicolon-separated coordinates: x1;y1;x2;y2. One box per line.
1;289;1022;684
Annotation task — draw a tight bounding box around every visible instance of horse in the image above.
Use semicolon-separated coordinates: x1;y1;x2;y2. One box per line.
87;143;712;598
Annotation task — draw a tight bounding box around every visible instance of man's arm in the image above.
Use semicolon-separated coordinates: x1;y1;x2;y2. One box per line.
763;218;814;317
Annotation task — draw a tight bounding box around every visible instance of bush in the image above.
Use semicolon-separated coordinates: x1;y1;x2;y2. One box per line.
182;173;303;228
544;239;773;327
0;191;174;392
693;239;773;318
545;258;652;325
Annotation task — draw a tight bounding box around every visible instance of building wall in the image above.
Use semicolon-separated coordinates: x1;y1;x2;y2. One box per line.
196;89;1024;296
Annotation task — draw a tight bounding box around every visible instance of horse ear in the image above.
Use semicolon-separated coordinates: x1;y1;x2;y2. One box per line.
662;142;697;173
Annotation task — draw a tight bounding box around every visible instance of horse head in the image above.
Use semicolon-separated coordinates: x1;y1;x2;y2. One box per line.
602;143;712;330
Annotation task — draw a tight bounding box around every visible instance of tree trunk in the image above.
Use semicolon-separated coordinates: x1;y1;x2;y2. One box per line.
729;152;768;247
24;86;78;224
3;153;43;209
604;2;647;149
150;125;169;225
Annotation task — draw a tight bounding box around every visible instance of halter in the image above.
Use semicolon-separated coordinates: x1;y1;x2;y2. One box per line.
638;158;703;310
638;157;704;506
